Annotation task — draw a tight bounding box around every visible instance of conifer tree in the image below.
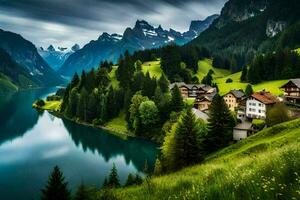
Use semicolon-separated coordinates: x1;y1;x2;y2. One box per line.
108;163;120;188
70;72;80;88
240;66;248;82
245;84;254;96
172;108;206;170
124;173;135;187
102;177;109;188
78;70;87;90
41;166;71;200
77;87;88;121
158;73;170;93
74;182;89;200
170;85;184;112
206;94;235;152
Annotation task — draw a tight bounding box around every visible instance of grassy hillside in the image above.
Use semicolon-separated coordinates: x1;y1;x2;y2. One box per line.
142;60;163;79
113;119;300;199
0;73;18;94
196;59;231;81
215;72;288;96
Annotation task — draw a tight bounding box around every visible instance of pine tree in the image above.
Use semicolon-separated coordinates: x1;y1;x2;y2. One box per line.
41;166;71;200
108;163;120;188
124;173;135;187
245;84;254;96
240;66;248;82
102;177;109;188
158;73;170;93
74;182;89;200
77;87;88;121
65;88;79;118
206;94;235;152
70;72;80;88
172;108;206;170
170;85;184;112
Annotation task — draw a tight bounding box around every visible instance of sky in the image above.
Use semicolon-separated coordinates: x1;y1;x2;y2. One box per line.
0;0;227;48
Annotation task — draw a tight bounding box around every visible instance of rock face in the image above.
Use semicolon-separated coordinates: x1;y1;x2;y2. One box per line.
59;15;218;76
215;0;268;28
0;29;63;86
266;20;287;38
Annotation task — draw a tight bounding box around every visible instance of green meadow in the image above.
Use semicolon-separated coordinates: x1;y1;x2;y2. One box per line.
111;118;300;200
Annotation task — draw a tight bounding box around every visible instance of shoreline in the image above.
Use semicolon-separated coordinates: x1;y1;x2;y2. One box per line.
33;103;139;141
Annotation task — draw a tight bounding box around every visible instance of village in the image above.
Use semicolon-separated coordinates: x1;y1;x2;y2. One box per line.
170;79;300;141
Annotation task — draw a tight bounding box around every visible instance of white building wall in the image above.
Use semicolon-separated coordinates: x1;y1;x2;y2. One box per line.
233;129;248;141
246;97;267;119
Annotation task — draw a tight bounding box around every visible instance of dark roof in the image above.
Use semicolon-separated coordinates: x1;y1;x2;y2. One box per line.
280;79;300;89
192;108;209;122
251;91;279;105
225;89;245;99
234;121;252;131
169;82;215;92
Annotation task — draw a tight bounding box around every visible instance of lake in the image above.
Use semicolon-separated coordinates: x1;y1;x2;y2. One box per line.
0;88;158;200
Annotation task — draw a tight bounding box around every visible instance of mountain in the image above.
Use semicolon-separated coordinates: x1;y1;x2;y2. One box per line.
0;29;63;87
38;44;79;71
188;0;300;71
0;48;40;93
59;15;218;76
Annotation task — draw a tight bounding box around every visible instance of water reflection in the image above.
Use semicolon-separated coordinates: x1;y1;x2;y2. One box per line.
0;88;158;200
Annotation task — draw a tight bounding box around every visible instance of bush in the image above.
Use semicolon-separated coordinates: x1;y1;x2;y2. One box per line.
266;104;290;127
252;119;266;131
35;99;45;107
47;95;61;101
226;78;233;83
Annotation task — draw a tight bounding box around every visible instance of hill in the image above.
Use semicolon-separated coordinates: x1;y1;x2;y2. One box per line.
0;29;63;88
113;118;300;199
196;59;231;81
188;0;300;71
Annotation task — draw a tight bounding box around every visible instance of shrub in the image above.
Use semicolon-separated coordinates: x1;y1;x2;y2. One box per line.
226;78;233;83
35;99;45;107
266;104;290;127
252;119;266;131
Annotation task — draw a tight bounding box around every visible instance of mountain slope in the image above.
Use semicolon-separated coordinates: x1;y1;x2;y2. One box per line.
38;44;79;71
0;29;63;86
113;118;300;199
59;15;218;76
0;48;40;93
188;0;300;71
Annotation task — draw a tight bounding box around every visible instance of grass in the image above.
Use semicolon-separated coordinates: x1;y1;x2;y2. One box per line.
215;71;288;96
105;111;132;137
197;59;231;81
33;100;62;112
142;60;163;79
111;119;300;199
109;66;120;89
0;73;18;94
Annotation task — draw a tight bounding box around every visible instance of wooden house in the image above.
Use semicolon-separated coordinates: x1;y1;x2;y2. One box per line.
280;79;300;105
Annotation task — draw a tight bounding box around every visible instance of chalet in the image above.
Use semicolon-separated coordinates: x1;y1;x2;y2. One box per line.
280;79;300;105
223;89;245;111
233;121;253;141
169;82;216;99
246;91;279;119
194;95;214;112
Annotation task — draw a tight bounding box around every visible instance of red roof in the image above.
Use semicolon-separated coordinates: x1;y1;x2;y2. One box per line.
251;92;279;105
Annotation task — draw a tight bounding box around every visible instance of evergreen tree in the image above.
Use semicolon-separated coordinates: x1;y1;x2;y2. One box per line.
65;88;79;118
245;84;254;96
74;182;89;200
124;173;135;187
170;85;184;112
157;73;170;93
41;166;71;200
77;87;88;121
240;66;248;82
70;72;80;88
108;163;120;188
78;70;87;90
134;174;143;185
162;109;207;171
102;177;109;188
206;94;235;152
135;60;143;71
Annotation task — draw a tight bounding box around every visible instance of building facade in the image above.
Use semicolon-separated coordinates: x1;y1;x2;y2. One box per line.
223;89;245;111
246;91;279;119
280;79;300;105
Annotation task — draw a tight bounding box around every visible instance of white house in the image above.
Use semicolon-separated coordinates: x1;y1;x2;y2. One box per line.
233;121;253;141
246;91;279;119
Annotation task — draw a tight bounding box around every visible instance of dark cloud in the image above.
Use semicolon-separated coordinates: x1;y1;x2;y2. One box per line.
0;0;227;47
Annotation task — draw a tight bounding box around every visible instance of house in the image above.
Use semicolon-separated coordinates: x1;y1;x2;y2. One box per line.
233;121;253;141
280;79;300;105
194;95;214;112
246;91;279;119
192;108;209;122
169;82;216;99
223;89;245;111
